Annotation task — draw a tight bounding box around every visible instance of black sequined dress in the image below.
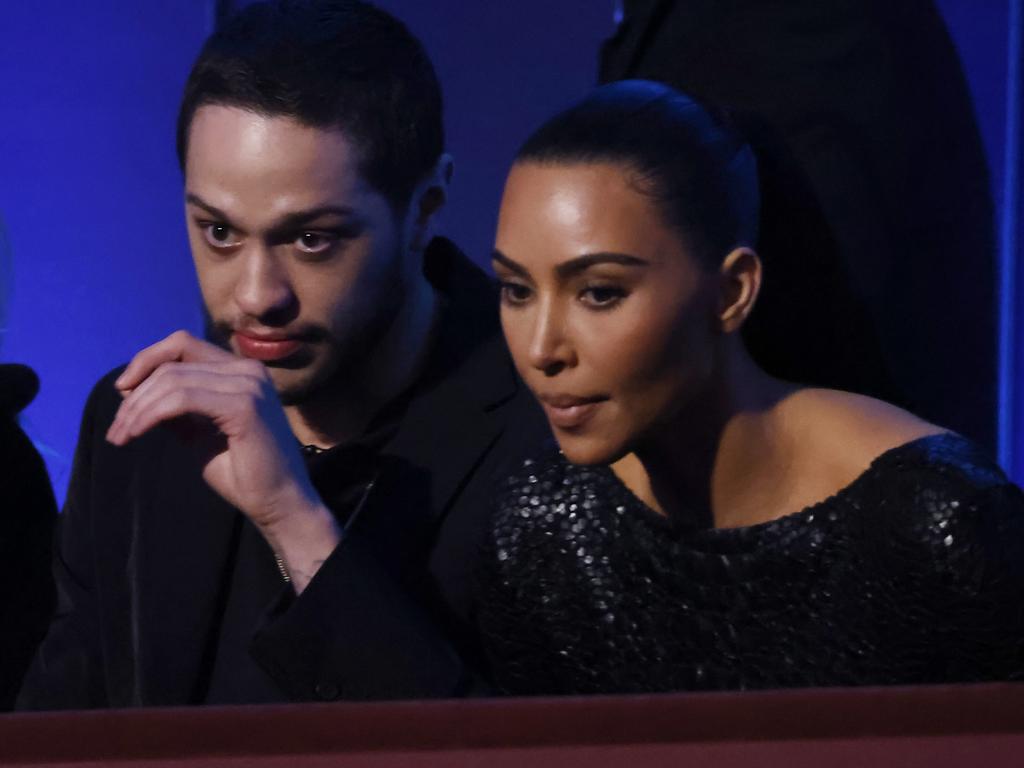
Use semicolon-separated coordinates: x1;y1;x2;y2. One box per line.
478;434;1024;695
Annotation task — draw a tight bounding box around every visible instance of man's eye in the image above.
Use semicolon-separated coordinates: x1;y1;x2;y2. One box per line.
580;285;626;308
202;223;240;249
499;281;532;305
296;232;335;254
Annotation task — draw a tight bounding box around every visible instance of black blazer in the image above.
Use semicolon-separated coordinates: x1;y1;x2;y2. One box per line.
601;0;997;449
18;240;549;708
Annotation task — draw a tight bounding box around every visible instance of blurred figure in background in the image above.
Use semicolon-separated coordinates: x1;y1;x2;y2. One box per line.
601;0;998;450
0;216;56;709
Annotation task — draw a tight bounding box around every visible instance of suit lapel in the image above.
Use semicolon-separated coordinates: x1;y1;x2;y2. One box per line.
376;239;520;524
328;239;517;565
381;332;514;522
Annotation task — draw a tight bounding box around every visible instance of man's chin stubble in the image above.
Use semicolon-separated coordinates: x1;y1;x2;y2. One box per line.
267;361;337;407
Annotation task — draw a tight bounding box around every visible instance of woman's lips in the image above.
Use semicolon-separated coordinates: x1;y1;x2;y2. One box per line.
538;395;608;430
234;333;303;362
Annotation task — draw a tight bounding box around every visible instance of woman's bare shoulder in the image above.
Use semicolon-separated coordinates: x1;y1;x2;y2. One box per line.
781;388;948;474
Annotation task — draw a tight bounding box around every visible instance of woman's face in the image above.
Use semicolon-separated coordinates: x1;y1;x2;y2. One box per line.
494;161;722;465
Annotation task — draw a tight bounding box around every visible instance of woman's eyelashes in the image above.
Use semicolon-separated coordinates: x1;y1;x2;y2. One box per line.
579;283;628;309
499;280;533;305
497;277;629;310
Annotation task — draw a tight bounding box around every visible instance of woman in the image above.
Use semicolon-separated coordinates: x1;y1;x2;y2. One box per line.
477;80;1024;695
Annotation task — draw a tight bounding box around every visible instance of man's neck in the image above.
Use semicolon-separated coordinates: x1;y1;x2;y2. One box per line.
284;273;440;449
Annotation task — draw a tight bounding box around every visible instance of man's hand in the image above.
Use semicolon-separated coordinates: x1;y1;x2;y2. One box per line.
105;330;340;592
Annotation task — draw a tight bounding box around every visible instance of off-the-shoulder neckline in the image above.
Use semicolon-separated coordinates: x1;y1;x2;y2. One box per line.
585;431;996;536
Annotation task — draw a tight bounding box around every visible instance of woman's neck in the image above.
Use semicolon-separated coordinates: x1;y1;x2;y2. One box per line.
612;345;797;528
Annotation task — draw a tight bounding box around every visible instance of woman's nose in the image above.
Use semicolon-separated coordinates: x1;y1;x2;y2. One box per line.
527;302;576;376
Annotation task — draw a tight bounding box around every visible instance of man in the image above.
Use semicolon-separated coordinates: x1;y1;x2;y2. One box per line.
20;0;547;707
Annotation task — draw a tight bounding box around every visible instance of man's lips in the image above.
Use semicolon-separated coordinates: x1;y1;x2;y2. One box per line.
537;394;608;430
233;332;303;362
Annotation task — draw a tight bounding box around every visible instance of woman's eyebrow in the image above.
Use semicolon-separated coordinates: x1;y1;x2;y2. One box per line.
491;249;530;276
491;250;650;279
555;252;649;278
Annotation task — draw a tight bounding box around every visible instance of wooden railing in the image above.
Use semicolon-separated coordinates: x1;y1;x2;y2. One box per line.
3;682;1024;766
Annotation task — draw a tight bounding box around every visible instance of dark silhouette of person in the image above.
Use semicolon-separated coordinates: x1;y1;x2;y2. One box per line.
600;0;997;450
0;363;56;709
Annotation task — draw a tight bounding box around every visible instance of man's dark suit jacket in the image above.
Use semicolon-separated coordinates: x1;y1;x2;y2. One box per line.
601;0;997;449
18;239;549;708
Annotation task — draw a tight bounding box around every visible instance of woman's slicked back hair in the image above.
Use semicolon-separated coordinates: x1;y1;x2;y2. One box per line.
516;80;759;266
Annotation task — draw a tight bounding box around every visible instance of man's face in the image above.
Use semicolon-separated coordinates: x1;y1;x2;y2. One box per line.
183;105;412;404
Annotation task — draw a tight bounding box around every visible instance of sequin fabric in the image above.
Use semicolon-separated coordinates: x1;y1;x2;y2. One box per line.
478;434;1024;694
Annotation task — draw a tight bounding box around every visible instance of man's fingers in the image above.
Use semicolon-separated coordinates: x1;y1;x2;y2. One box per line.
115;330;235;393
120;359;265;412
109;362;261;441
107;366;263;445
106;382;251;446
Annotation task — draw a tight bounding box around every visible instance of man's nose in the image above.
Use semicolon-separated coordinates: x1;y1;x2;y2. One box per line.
526;300;576;377
233;246;297;321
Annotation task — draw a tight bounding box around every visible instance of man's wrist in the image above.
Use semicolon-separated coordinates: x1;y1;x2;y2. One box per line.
259;494;342;594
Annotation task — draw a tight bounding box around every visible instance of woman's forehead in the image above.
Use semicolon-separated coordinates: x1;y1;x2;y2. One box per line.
496;162;693;269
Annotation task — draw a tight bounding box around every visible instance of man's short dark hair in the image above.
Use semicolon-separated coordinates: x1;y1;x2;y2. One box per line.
176;0;444;211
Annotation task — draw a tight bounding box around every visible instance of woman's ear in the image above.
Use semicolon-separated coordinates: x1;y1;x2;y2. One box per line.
717;246;762;334
407;153;454;252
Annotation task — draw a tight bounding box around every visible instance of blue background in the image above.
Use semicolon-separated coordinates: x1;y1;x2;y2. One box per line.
0;1;1015;504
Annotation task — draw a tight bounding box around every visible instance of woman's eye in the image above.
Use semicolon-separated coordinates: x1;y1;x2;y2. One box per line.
580;285;626;308
499;281;533;305
296;231;335;254
202;223;240;249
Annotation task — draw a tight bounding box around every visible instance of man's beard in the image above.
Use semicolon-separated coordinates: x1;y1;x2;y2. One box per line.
200;272;410;408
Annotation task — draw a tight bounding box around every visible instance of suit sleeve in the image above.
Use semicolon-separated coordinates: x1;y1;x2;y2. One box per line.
16;376;118;710
249;529;476;701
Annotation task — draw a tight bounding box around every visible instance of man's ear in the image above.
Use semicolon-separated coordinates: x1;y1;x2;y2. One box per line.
407;153;454;252
717;246;762;334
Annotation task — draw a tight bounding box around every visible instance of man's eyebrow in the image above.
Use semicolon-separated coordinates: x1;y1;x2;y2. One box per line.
185;193;231;222
273;206;357;230
185;193;356;229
